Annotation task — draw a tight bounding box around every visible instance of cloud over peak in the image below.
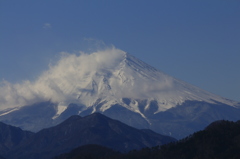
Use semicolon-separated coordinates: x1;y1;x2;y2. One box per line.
0;47;126;110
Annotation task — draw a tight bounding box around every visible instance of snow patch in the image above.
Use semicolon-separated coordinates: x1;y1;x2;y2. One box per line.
0;107;20;116
52;104;68;119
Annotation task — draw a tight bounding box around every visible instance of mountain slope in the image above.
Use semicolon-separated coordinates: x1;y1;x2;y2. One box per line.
127;120;240;159
6;113;175;159
54;144;121;159
0;49;239;139
0;101;57;132
0;122;33;155
54;120;240;159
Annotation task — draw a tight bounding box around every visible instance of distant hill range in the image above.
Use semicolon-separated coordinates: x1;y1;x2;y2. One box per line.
54;120;240;159
0;113;175;159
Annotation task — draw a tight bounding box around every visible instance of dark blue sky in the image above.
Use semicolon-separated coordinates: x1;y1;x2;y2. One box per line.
0;0;240;101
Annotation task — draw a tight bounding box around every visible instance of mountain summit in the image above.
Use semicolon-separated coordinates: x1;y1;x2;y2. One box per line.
0;48;239;139
68;51;238;111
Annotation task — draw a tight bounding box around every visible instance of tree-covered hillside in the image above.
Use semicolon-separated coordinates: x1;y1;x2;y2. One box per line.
54;120;240;159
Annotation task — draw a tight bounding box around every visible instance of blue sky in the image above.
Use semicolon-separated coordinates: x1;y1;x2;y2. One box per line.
0;0;240;101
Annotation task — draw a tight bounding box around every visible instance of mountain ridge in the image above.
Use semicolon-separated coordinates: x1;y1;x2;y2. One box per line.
0;113;175;159
0;49;239;139
54;119;240;159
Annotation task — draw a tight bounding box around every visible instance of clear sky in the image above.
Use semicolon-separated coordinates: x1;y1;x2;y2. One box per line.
0;0;240;102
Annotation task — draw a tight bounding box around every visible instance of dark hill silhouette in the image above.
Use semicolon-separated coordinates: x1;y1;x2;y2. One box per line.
54;144;121;159
0;122;33;156
54;120;240;159
1;113;175;159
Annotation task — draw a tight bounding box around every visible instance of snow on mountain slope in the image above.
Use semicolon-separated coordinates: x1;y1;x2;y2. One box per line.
0;48;238;116
53;50;239;116
0;48;240;139
45;51;235;117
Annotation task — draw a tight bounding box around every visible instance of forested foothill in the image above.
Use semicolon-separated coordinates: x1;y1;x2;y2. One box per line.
54;120;240;159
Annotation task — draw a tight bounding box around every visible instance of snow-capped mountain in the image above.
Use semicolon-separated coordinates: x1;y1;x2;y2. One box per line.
0;48;239;139
72;51;237;111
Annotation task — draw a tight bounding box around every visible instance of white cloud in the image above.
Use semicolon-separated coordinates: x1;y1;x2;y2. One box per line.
0;46;176;111
0;47;126;110
43;23;52;29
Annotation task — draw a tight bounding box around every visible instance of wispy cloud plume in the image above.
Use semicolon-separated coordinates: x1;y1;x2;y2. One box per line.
0;47;126;110
0;47;176;111
43;23;52;29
